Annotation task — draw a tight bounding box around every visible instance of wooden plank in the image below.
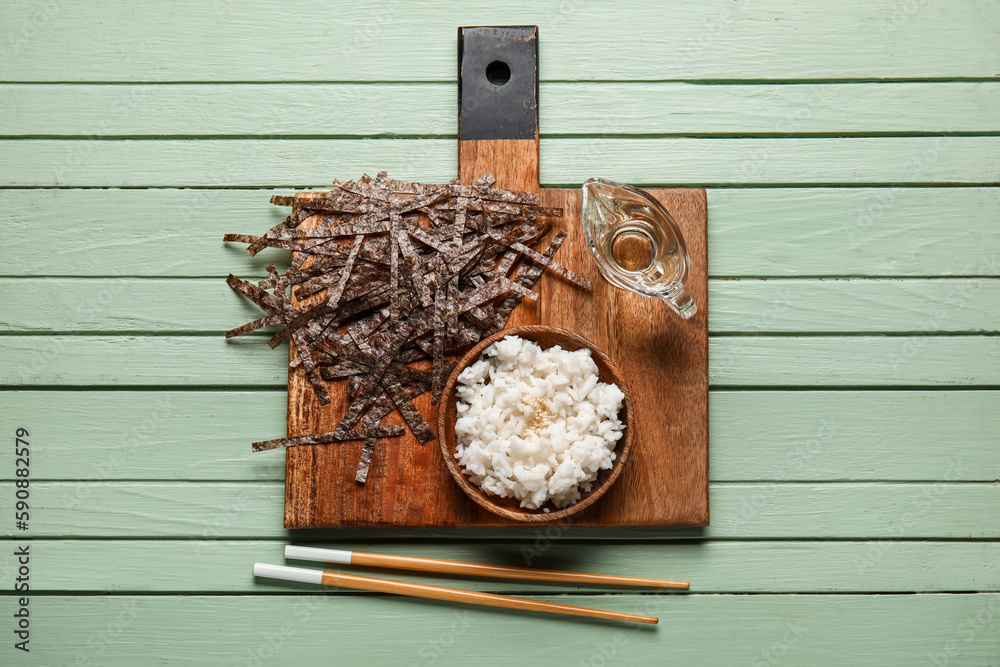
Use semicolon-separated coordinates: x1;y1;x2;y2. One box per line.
709;188;1000;277
709;336;1000;387
1;594;997;665
0;278;285;334
4;188;997;277
708;278;1000;333
4;278;1000;334
544;82;1000;135
8;481;997;538
2;390;998;482
4;83;1000;136
0;391;289;482
0;138;453;188
0;335;289;387
1;189;288;278
3;335;998;387
545;137;1000;186
3;137;997;187
8;540;998;594
3;0;998;81
709;390;1000;481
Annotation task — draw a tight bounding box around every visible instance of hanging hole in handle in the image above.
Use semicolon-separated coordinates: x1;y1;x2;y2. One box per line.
485;60;511;86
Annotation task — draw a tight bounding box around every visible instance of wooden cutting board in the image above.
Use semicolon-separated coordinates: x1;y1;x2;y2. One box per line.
284;26;708;528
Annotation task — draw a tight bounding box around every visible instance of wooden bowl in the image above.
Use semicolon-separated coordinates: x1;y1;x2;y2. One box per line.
438;325;633;522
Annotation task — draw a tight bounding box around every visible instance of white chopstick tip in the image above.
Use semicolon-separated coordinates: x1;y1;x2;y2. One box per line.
253;563;324;585
285;545;353;565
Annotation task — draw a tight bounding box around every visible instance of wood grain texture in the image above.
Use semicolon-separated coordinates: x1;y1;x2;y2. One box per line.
283;189;707;527
1;594;997;666
4;0;998;81
4;82;1000;136
3;390;998;483
3;137;997;186
5;188;997;277
457;139;540;323
11;481;998;539
11;540;999;594
458;140;539;191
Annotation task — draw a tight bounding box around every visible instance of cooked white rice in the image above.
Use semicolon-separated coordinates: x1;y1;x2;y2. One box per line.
453;335;625;510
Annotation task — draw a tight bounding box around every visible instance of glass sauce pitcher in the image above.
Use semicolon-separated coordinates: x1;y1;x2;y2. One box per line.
582;178;697;319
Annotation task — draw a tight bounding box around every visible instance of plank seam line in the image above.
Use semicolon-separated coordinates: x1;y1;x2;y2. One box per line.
1;591;997;598
3;332;997;338
8;478;998;484
3;538;997;544
3;276;1000;281
5;385;1000;392
2;78;999;84
3;184;999;190
5;481;995;487
3;537;995;543
4;132;1000;140
1;590;997;598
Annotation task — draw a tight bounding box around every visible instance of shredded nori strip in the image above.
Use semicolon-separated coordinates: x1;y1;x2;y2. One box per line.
384;378;435;445
355;438;377;482
326;234;363;309
224;172;590;463
225;313;282;339
332;384;383;438
509;240;593;290
251;425;406;452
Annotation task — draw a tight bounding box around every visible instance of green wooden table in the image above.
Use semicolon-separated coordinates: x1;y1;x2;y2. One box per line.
2;2;999;664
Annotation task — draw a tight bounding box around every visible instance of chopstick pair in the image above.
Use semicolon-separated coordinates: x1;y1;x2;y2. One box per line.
253;545;690;625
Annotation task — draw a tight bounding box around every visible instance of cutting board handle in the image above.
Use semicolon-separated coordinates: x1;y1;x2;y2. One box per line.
458;26;540;192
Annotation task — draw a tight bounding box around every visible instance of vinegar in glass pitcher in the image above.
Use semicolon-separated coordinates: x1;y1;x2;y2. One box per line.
582;178;697;319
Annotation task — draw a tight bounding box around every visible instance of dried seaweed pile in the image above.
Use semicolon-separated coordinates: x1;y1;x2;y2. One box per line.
224;172;590;482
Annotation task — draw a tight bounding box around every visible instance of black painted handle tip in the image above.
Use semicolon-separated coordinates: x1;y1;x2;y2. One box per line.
458;26;539;142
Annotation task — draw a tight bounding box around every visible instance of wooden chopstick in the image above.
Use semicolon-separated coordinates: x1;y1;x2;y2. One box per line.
253;563;658;624
285;545;689;589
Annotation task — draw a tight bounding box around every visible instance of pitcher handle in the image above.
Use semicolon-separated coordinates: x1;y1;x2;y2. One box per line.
664;288;697;319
